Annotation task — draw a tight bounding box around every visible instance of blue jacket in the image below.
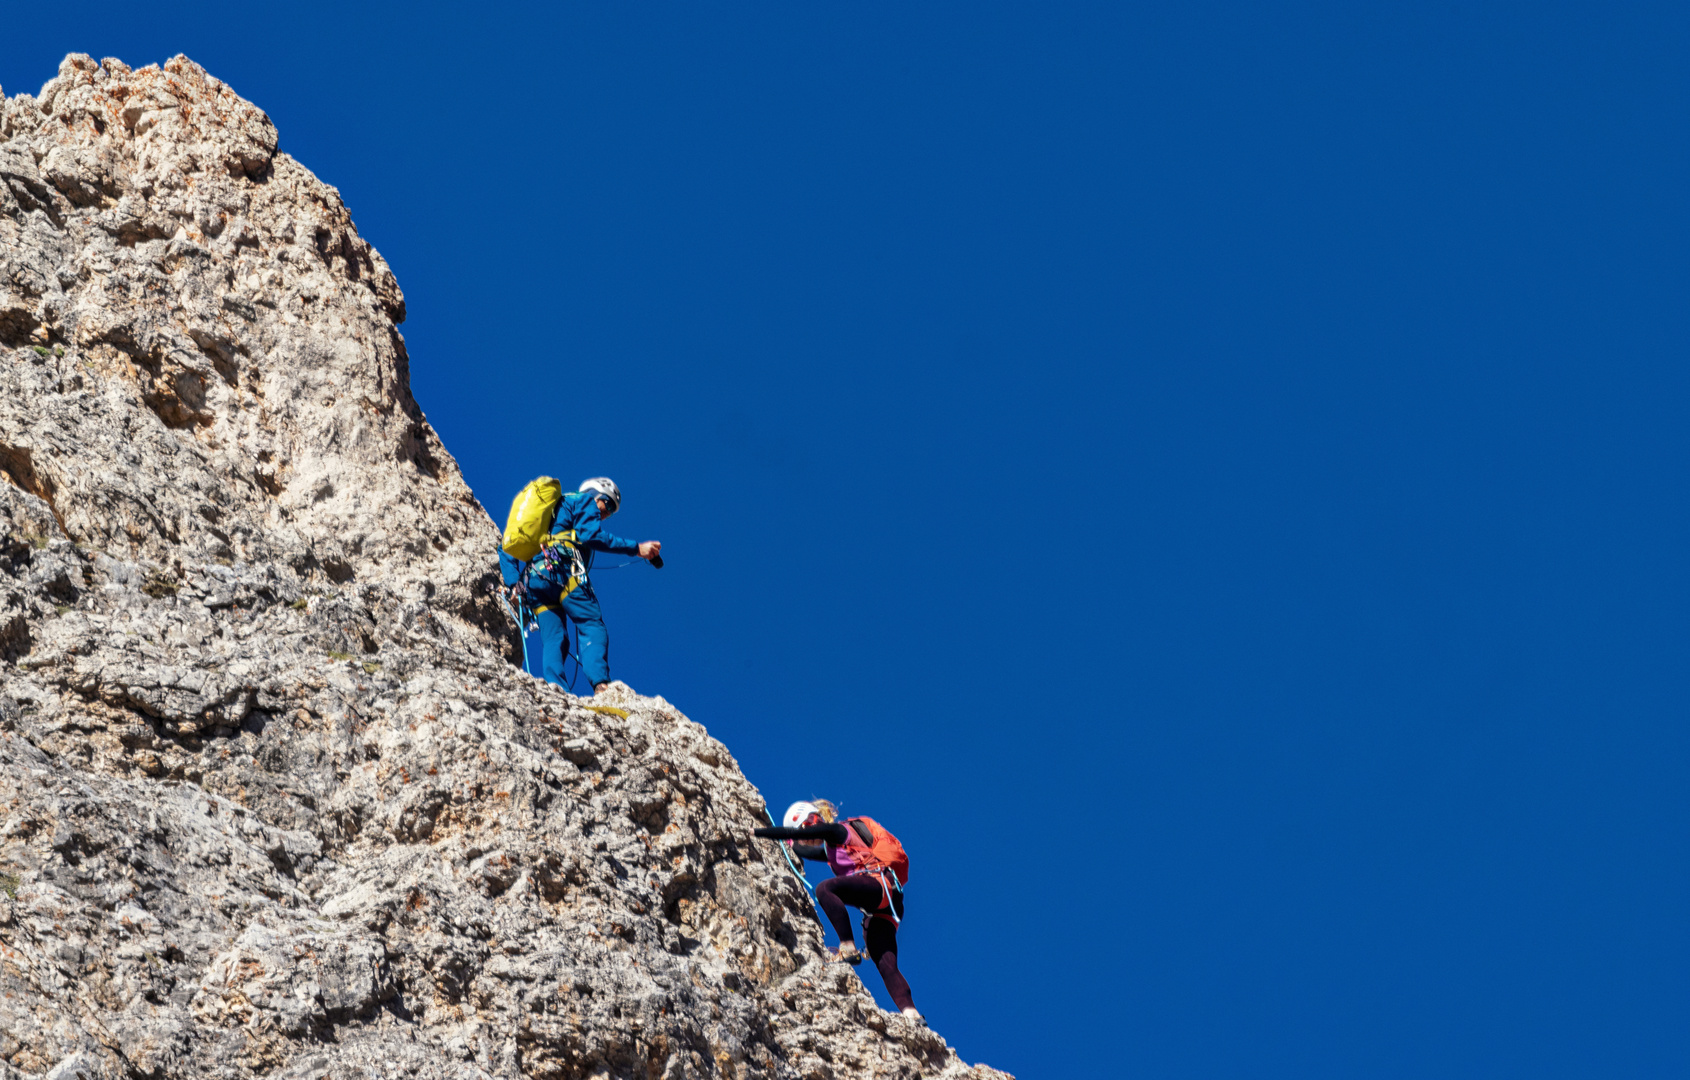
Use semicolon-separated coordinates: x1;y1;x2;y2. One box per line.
501;489;640;587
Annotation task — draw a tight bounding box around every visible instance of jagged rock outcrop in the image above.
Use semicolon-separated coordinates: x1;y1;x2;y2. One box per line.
0;55;1009;1080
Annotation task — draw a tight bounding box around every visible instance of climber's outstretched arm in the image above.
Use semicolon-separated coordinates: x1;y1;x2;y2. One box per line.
755;822;851;846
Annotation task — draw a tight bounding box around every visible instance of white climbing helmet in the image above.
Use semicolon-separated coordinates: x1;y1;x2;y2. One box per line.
579;477;621;515
783;801;821;829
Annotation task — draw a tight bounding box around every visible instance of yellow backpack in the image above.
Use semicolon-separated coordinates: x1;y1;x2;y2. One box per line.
502;477;565;561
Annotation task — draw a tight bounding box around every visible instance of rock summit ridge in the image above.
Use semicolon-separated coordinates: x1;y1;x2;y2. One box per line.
0;54;1010;1080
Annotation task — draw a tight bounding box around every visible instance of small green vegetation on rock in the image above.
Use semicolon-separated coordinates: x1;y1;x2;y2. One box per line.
0;872;21;899
326;650;353;662
141;573;178;598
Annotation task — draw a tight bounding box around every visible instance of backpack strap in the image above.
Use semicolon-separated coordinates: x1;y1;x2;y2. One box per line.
845;818;901;888
848;819;875;847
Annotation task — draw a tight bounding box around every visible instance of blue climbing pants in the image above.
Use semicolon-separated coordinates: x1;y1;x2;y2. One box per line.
527;578;611;689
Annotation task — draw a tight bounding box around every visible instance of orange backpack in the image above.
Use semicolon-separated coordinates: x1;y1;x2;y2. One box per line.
844;816;910;887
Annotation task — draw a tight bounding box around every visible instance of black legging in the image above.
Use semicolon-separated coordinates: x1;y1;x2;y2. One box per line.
814;874;914;1012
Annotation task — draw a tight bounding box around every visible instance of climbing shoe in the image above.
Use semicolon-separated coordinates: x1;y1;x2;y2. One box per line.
833;942;863;965
901;1008;925;1025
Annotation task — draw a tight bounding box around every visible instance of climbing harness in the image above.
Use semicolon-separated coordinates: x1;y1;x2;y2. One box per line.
765;808;826;927
859;866;904;928
525;529;588;597
511;530;589;690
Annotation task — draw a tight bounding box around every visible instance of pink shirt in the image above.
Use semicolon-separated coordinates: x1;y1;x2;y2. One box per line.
824;821;870;877
825;838;862;878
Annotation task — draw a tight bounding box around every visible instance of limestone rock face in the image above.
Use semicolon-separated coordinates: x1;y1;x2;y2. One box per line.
0;55;1009;1080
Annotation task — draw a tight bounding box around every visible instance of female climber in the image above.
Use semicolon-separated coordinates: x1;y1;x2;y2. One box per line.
753;800;921;1023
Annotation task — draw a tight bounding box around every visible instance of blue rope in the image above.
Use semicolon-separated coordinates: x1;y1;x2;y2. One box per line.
518;599;535;677
498;592;535;677
564;615;584;693
766;808;825;927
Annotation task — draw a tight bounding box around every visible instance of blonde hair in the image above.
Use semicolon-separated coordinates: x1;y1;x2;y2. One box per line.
811;799;838;823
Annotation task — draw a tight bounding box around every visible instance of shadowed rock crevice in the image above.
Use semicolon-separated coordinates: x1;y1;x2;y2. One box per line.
0;440;71;542
0;442;54;505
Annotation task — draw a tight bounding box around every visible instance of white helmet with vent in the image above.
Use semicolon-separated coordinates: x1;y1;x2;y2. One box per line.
783;801;821;829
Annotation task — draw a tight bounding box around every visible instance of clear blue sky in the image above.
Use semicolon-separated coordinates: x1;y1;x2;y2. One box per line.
8;3;1689;1076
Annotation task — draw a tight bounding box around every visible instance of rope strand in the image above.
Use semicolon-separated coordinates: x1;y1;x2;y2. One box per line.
765;808;826;927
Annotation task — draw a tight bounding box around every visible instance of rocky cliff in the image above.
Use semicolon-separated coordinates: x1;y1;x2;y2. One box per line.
0;54;1009;1080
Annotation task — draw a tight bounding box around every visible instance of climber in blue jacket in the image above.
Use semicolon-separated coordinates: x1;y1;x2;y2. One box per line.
499;478;661;693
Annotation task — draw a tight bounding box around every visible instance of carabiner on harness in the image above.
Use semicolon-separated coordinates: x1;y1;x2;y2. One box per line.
862;867;903;928
534;531;588;585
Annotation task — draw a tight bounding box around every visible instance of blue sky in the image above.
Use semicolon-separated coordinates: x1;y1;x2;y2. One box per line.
8;3;1690;1076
